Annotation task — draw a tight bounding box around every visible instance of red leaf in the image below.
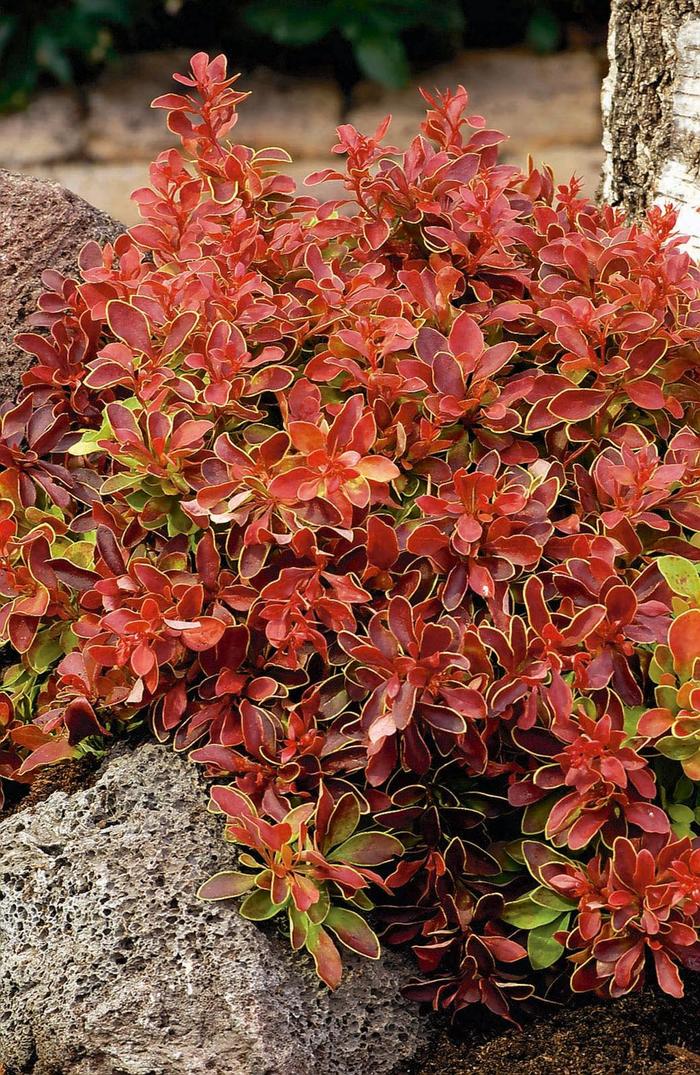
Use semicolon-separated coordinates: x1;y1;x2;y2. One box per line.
106;301;152;353
549;388;608;421
625;379;665;409
307;926;343;990
669;610;700;677
18;739;76;775
624;802;670;834
182;616;227;651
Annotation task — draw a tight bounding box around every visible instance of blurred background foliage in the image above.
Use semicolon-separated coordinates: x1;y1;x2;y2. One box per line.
0;0;610;111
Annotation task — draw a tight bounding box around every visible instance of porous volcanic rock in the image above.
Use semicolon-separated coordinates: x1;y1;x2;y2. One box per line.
0;743;431;1075
0;169;121;404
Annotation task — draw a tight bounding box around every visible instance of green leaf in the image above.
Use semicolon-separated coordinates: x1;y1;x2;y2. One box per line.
658;735;698;761
674;774;694;802
658;556;700;602
522;792;560;835
500;840;527;867
59;624;79;656
325;906;380;959
240;888;284;920
527;915;568;970
525;5;561;54
502;895;562;929
67;428;104;457
352;33;410;88
349;889;373;912
307;884;331;925
288;903;309;950
60;540;96;569
656;684;678;710
77;0;132;21
34;30;72;84
197;871;256;901
26;635;62;674
530;886;575;912
101;472;139;495
623;706;647;738
651;647;674;684
2;663;24;687
0;16;16;56
244;0;336;45
668;803;697;839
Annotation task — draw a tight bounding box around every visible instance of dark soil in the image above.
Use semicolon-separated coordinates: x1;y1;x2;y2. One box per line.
0;754;101;819
408;977;700;1075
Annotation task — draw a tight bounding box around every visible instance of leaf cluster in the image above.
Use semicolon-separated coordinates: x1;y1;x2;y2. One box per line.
1;51;699;1018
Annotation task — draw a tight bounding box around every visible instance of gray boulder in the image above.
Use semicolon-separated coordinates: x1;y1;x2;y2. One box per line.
0;170;121;405
0;743;432;1075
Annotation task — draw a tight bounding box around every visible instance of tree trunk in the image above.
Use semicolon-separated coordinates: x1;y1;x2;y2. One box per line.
603;0;700;255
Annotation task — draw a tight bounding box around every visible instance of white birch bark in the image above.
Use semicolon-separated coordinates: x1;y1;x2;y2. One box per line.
603;0;700;257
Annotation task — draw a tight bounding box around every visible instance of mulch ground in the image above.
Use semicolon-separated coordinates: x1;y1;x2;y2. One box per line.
408;976;700;1075
0;754;101;819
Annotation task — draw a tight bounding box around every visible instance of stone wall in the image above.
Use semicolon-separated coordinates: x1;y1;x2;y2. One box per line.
0;48;605;225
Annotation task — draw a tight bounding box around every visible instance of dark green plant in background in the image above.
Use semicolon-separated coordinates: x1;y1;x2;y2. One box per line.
0;0;136;110
241;0;464;89
0;0;610;110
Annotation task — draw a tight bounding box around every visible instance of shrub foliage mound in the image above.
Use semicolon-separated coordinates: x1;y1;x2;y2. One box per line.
2;52;700;1018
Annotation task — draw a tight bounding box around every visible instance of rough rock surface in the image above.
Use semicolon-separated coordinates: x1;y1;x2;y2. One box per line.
0;743;431;1075
0;170;121;404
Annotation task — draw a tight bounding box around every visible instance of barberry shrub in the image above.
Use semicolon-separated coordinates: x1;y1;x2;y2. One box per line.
2;51;700;1018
